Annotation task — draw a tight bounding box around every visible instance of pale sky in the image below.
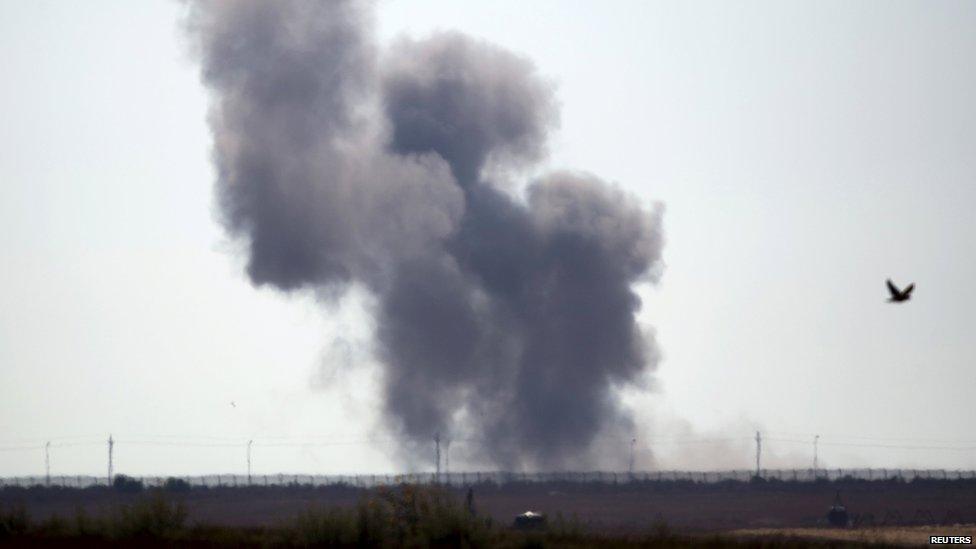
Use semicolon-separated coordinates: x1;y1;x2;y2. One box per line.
1;0;975;477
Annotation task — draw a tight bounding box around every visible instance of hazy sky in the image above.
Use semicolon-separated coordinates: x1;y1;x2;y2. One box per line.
2;0;975;477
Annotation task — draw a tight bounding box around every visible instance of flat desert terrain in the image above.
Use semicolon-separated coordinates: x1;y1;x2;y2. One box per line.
731;525;975;547
3;478;974;534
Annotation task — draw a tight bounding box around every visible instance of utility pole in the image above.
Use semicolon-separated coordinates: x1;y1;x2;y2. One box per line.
434;432;441;481
444;440;450;476
813;435;819;474
755;431;762;478
107;435;114;486
45;442;51;486
629;438;636;475
247;440;253;485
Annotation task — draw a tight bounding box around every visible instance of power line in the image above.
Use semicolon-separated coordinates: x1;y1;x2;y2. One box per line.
0;445;47;452
107;435;113;485
434;432;441;480
755;431;762;477
765;431;976;445
0;441;105;452
247;440;253;485
1;437;974;452
0;435;105;446
820;441;976;452
629;438;636;474
813;434;819;471
2;433;975;456
117;440;243;448
764;437;976;451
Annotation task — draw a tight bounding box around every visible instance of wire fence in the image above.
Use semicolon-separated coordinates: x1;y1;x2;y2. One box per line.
3;468;975;489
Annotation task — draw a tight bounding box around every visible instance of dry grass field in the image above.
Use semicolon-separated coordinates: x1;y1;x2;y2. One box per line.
731;525;975;547
3;477;974;533
3;480;975;546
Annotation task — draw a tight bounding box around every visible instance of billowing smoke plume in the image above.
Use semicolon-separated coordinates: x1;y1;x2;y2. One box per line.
187;0;664;470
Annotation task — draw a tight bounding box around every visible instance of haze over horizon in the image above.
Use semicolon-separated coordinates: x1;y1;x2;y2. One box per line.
1;0;975;477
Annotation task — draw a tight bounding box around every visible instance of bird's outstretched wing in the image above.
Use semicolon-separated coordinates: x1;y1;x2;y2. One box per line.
886;279;901;297
902;283;915;296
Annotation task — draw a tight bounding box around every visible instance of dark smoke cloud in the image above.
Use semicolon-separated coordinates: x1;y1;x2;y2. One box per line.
187;0;664;470
187;1;462;291
382;32;558;184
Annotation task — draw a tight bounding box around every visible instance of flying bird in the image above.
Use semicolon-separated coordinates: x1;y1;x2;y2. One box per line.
886;279;914;303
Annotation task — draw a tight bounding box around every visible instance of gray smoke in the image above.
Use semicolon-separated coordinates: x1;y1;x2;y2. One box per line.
187;0;664;470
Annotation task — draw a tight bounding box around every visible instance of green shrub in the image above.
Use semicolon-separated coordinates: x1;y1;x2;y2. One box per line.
37;514;70;537
0;504;30;539
547;511;583;540
72;507;104;537
640;516;680;547
163;477;191;493
281;484;492;547
291;506;361;546
112;493;187;539
112;474;144;493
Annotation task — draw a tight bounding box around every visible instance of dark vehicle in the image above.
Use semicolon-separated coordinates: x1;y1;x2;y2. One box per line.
826;492;849;527
513;511;547;530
